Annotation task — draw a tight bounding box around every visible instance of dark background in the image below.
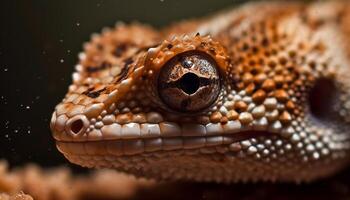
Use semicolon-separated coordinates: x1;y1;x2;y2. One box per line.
2;1;350;199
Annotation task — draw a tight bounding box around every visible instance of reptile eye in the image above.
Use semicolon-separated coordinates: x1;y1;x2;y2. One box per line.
158;51;220;112
308;78;337;119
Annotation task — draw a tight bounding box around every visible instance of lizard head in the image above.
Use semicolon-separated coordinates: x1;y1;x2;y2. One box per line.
50;6;350;182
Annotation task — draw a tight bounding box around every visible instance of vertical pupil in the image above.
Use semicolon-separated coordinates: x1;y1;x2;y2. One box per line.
179;73;200;95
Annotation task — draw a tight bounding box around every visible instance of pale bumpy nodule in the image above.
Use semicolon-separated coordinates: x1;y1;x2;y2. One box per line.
50;1;350;183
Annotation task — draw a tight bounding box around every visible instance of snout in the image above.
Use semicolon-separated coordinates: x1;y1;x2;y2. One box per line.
50;112;90;141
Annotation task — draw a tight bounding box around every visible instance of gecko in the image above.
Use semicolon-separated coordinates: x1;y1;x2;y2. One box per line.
50;1;350;183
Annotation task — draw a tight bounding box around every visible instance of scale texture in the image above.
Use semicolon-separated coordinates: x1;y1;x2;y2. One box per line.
50;1;350;182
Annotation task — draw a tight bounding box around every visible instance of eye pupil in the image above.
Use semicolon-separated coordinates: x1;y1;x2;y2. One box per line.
179;73;200;95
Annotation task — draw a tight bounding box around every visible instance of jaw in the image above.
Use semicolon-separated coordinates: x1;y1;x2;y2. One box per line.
56;130;347;183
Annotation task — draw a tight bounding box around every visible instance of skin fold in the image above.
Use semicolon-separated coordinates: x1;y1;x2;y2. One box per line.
50;1;350;182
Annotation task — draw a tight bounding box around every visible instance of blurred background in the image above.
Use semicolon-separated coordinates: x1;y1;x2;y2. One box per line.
1;1;350;199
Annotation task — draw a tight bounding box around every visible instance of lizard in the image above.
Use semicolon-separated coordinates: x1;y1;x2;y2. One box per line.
50;1;350;183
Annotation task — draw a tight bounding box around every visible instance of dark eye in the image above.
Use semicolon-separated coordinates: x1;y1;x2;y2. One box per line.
308;78;337;119
158;51;221;112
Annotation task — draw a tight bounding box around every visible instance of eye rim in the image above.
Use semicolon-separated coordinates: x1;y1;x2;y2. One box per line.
157;50;222;113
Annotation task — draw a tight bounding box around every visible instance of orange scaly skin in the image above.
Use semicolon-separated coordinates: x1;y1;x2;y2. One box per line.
50;1;350;182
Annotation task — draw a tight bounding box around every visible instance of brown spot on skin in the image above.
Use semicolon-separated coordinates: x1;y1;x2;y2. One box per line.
221;116;228;124
279;56;288;65
114;43;128;57
275;89;289;102
96;43;104;50
288;50;297;58
252;89;267;103
254;73;267;84
286;100;296;111
82;87;106;98
82;87;94;95
235;101;248;112
242;73;254;84
280;111;292;124
167;44;173;49
285;75;293;83
262;79;276;91
268;60;277;68
245;83;255;94
85;62;110;73
114;58;133;83
237;82;245;90
274;75;285;86
210;111;222;123
227;110;239;120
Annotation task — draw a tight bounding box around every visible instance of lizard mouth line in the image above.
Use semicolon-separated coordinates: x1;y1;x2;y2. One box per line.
56;130;278;156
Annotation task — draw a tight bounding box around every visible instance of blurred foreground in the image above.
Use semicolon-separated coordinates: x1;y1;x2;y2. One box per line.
2;160;350;200
0;160;154;200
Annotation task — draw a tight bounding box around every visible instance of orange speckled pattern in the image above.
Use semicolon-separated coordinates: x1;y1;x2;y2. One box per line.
50;1;350;182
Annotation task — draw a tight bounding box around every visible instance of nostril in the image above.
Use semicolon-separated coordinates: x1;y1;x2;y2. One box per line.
66;115;89;136
308;78;337;119
70;119;84;134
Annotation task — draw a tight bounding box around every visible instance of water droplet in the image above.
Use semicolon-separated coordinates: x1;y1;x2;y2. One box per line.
4;68;8;72
60;59;64;63
26;106;30;109
76;22;80;26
